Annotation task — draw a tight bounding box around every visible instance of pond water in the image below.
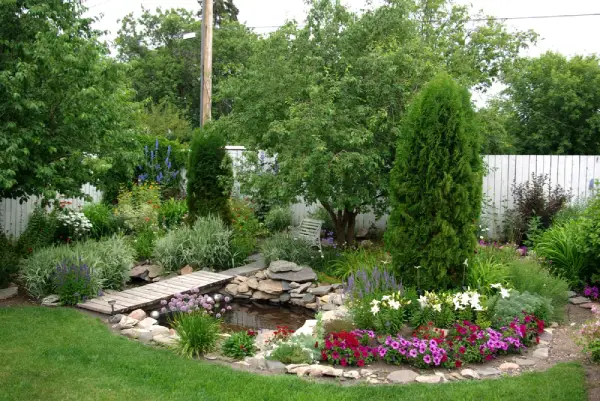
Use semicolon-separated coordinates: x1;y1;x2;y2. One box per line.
157;301;315;332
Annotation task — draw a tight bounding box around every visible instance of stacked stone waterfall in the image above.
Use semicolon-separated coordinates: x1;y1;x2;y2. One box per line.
222;260;344;310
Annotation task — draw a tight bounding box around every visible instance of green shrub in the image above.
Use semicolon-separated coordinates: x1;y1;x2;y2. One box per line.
261;233;315;265
468;252;509;295
264;206;293;233
17;206;58;254
553;202;586;226
230;235;256;266
385;73;482;288
186;128;233;225
268;342;313;364
535;220;587;288
53;259;101;305
221;330;256;359
114;184;161;233
330;248;390;279
21;236;135;298
505;259;569;321
489;290;554;327
0;231;19;288
83;203;122;239
154;215;233;272
128;229;159;261
172;311;220;358
158;198;188;229
577;193;600;281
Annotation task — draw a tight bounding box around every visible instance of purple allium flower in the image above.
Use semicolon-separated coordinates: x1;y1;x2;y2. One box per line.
226;305;232;311
224;296;231;303
160;307;167;313
160;300;167;305
215;313;221;318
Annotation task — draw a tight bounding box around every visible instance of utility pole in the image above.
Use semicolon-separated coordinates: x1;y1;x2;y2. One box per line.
199;0;213;128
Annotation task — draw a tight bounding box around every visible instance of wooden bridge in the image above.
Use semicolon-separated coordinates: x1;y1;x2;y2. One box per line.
77;271;233;314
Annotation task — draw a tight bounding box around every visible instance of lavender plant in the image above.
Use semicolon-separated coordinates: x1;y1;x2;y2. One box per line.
137;139;179;187
53;259;101;305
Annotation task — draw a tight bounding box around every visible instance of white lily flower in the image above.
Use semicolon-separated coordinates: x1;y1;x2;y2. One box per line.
371;305;380;314
500;288;511;299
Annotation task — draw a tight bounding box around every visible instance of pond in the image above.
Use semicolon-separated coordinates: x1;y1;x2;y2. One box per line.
157;301;315;332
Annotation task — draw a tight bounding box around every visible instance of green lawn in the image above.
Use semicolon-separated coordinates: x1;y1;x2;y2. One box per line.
0;307;588;401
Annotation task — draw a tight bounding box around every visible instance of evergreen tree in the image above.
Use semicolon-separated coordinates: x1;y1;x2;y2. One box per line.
385;73;482;289
187;127;233;224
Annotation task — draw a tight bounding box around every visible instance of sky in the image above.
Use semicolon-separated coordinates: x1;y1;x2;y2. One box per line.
83;0;600;104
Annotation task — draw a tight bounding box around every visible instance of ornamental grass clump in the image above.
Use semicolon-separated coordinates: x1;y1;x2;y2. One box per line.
172;310;221;358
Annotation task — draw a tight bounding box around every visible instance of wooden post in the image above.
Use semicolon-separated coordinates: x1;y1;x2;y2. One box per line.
200;0;213;127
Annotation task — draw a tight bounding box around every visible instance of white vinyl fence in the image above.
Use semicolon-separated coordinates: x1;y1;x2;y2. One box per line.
2;153;599;239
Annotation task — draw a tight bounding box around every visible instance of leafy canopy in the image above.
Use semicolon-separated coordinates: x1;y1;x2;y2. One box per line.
0;0;138;201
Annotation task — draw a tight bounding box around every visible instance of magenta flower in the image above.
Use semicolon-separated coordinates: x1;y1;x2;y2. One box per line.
332;351;340;360
408;349;418;358
423;354;432;364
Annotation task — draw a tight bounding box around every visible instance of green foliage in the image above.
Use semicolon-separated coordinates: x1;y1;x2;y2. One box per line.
0;231;19;288
83;203;122;239
53;259;100;306
172;311;220;358
216;0;533;246
260;233;316;266
21;237;135;298
221;331;256;359
477;101;514;154
308;208;335;233
490;291;553;328
187;128;233;225
17;207;58;255
139;99;193;143
153;215;233;272
504;52;600;155
268;342;313;365
386;73;482;288
505;260;569;321
535;220;587;288
128;229;159;261
330;248;391;279
114;184;161;233
158;198;188;229
467;252;509;295
553;201;586;226
264;206;293;233
576;192;600;281
0;0;138;201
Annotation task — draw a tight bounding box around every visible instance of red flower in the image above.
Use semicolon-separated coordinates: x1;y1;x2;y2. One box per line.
321;351;328;360
485;354;494;361
455;360;463;368
459;346;466;354
357;359;365;367
341;358;348;366
353;350;360;358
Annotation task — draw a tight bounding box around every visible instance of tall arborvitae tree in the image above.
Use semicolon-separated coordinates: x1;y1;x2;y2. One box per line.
187;127;233;224
385;73;483;289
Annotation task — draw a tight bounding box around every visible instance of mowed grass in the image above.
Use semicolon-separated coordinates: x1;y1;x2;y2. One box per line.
0;307;588;401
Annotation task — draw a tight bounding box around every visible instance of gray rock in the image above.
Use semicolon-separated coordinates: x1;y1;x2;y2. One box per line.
570;296;591;305
477;368;501;377
281;281;291;291
245;356;268;370
257;279;284;295
305;302;318;310
515;358;537;367
289;282;312;294
129;264;148;278
268;299;281;304
279;293;291;302
321;303;337;311
290;292;304;298
246;277;259;290
293;320;317;337
360;369;376;376
460;369;480;379
128;309;147;321
449;372;465;381
153;335;178;346
343;370;360;379
41;294;60;306
267;267;317;283
265;360;286;373
308;285;332;296
499;362;520;371
329;293;344;306
268;260;302;273
567;291;577;298
235;275;247;282
539;331;552;342
136;317;157;329
149;325;170;336
108;314;124;324
533;347;549;359
251;290;278;300
387;369;418;383
225;283;239;296
138;330;154;342
118;316;139;329
0;287;18;300
289;282;300;289
237;282;250;294
146;265;163;279
301;293;316;304
255;271;266;280
121;328;142;339
286;363;309;373
321;306;353;334
580;302;599;309
416;375;441;383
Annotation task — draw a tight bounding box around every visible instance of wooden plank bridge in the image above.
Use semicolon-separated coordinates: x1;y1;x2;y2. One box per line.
77;271;233;314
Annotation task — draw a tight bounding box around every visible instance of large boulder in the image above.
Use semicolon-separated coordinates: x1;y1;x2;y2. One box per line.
246;277;259;290
257;279;284;295
293;320;317;337
268;260;302;273
145;265;163;279
225;283;239;296
128;309;147;321
267;267;317;283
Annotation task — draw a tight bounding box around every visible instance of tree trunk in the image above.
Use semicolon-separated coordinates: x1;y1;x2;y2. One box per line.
321;202;357;247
